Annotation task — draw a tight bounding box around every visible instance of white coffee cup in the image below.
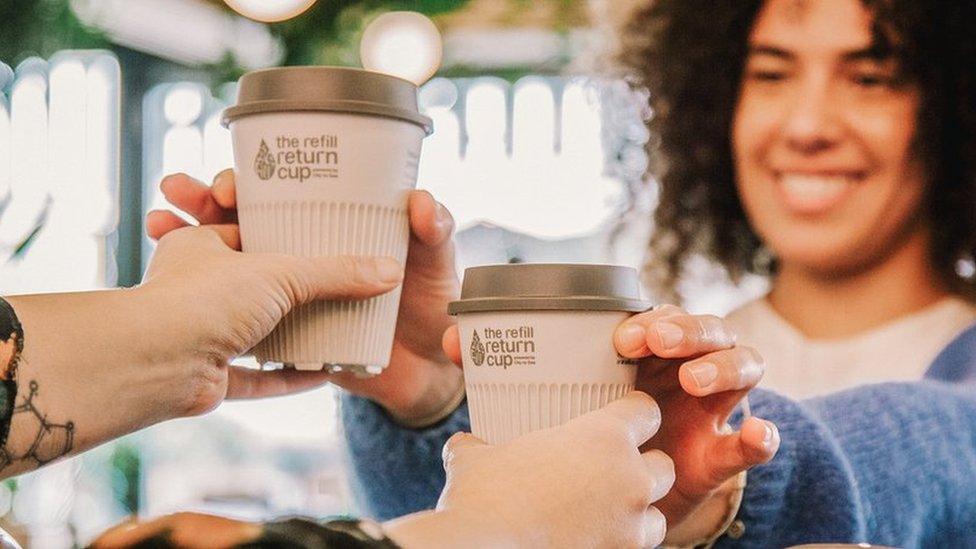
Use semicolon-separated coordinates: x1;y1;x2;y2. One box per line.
448;264;652;444
223;67;433;375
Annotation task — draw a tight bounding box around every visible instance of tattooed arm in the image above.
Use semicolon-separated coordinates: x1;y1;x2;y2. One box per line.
0;225;406;478
0;290;164;475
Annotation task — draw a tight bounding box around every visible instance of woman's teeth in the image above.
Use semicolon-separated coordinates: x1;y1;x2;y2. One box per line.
779;174;853;207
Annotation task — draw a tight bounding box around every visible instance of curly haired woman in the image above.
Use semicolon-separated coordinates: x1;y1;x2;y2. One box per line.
620;0;976;398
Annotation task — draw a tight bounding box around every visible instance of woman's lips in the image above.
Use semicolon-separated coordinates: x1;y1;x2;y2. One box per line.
775;172;862;215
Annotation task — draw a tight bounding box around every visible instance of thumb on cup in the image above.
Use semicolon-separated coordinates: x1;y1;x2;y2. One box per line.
442;432;486;465
442;324;463;367
272;255;404;304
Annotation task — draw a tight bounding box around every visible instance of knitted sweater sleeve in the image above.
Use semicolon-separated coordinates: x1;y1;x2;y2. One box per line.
719;381;976;548
340;382;976;547
340;393;470;520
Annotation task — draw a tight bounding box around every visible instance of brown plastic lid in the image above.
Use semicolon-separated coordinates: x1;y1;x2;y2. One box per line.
222;66;433;134
448;263;652;314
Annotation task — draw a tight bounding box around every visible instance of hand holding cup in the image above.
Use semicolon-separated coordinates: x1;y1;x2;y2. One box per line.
434;391;673;548
93;394;672;549
148;170;463;424
442;303;779;543
613;304;779;542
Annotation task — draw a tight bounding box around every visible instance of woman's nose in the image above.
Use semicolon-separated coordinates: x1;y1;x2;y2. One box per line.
781;78;843;153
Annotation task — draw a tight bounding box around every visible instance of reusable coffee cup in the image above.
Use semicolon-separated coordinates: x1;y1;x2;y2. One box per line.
223;66;433;375
448;264;652;444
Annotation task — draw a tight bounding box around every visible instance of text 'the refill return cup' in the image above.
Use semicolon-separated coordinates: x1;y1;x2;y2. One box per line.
448;263;652;444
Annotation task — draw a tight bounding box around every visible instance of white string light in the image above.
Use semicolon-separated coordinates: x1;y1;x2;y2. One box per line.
223;0;317;23
360;11;442;86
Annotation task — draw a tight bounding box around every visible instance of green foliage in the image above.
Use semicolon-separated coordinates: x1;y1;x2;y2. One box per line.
438;65;554;81
0;0;473;82
270;0;471;67
110;443;141;514
0;0;110;66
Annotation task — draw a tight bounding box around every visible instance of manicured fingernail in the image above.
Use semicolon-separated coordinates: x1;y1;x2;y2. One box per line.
376;259;403;283
617;323;646;352
655;322;683;350
688;362;718;389
762;421;775;444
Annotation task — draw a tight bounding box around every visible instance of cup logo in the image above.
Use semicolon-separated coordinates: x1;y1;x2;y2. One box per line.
470;330;486;366
254;139;276;180
470;326;536;369
252;135;340;182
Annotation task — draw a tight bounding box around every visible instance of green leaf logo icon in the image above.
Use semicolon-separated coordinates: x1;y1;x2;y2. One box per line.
470;330;486;366
254;139;276;180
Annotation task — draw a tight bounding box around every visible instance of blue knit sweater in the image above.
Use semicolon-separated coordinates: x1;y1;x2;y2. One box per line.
341;323;976;548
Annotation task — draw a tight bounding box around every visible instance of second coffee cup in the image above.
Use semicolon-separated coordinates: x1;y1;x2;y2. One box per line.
449;263;652;445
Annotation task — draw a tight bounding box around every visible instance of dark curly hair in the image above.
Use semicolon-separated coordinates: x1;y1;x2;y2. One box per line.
618;0;976;303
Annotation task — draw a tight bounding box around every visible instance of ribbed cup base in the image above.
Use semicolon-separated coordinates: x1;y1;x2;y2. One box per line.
239;201;409;371
466;382;635;445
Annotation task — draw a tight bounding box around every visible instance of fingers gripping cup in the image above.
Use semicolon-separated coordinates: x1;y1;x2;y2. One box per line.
449;264;652;445
223;67;433;375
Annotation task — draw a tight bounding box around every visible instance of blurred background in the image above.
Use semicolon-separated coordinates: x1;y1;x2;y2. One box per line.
0;0;761;545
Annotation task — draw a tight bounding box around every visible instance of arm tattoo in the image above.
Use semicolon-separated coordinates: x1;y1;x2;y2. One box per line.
0;298;75;472
0;380;74;468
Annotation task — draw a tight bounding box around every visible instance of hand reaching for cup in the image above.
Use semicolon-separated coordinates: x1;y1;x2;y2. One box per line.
147;170;463;425
432;391;673;548
442;304;779;545
93;392;672;549
142;224;404;415
612;304;779;543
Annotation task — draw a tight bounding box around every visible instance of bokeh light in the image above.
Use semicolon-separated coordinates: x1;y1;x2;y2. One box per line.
360;11;442;86
223;0;317;23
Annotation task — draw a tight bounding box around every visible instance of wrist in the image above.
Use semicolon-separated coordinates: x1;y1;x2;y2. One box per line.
384;508;516;549
383;365;465;428
126;284;224;418
664;472;746;547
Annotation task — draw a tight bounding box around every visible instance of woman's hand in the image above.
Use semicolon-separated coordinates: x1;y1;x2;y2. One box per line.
612;304;779;543
443;304;780;544
148;171;463;425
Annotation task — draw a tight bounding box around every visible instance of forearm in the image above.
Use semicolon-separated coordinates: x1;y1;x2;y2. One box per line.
0;290;194;478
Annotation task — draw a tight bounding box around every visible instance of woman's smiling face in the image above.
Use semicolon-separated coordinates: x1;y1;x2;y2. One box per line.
733;0;927;276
